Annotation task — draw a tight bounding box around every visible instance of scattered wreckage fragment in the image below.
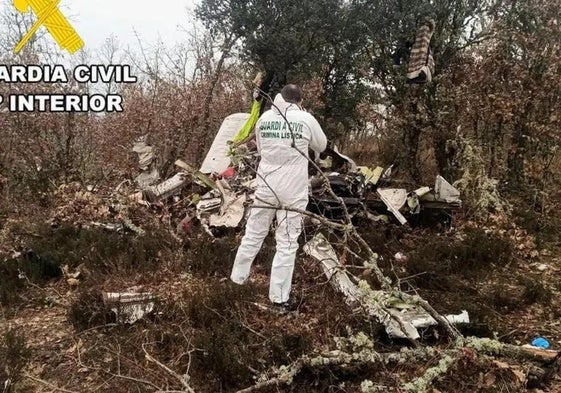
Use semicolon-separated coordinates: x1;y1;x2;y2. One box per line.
200;113;251;174
303;233;468;340
145;172;190;201
132;135;160;188
102;289;156;324
377;188;408;225
196;178;249;234
126;115;468;340
130;113;462;232
372;177;460;225
129;115;255;233
197;130;258;232
309;153;462;225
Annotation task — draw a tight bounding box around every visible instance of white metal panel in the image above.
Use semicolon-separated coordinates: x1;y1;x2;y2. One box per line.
200;113;251;174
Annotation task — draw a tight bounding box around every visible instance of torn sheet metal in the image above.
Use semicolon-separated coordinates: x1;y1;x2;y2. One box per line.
216;179;242;218
102;291;156;324
382;164;394;179
209;194;246;227
332;145;358;173
133;135;160;187
303;233;419;339
89;222;125;232
407;187;431;214
197;179;248;228
303;234;469;339
358;166;384;186
197;197;222;212
413;186;431;198
132;135;154;170
88;220;144;235
200;113;251;174
135;168;160;189
145;173;189;200
400;309;469;328
434;175;461;203
303;233;359;299
377;188;408;225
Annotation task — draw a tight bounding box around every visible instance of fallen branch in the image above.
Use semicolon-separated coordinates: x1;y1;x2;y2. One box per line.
402;354;459;392
397;292;463;343
348;228;392;290
24;374;80;393
303;234;420;343
402;338;561;393
142;345;196;393
236;345;440;393
465;337;560;362
303;233;468;343
237;338;561;393
258;190;462;344
252;203;349;231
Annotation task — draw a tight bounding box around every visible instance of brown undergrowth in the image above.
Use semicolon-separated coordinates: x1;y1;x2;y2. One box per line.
2;202;561;391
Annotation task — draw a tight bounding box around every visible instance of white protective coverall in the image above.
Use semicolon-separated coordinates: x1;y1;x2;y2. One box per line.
230;93;327;303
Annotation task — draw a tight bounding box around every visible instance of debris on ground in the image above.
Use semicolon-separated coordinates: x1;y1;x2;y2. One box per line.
532;337;551;349
126;114;462;234
102;289;156;324
132;134;160;188
61;264;88;287
303;233;469;339
200;113;251;174
2;109;561;393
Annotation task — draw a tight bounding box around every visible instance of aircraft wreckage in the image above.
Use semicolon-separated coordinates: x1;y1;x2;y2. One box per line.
130;113;462;232
127;112;465;340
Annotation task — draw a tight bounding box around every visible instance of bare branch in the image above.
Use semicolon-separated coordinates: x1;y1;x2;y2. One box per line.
142;345;196;393
24;374;80;393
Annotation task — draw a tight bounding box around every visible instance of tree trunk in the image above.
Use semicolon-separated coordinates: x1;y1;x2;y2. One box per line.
433;132;456;179
507;122;527;188
198;33;236;163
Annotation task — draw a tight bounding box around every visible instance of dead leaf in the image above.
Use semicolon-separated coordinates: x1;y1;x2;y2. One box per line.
482;371;496;388
511;367;526;385
492;360;510;369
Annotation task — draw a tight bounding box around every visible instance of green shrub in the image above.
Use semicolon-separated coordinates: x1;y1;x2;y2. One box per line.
0;261;26;305
406;228;513;289
520;277;553;305
184;235;237;277
187;282;259;389
67;289;116;331
0;329;32;390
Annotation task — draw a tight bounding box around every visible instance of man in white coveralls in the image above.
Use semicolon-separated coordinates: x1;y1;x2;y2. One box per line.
230;84;327;310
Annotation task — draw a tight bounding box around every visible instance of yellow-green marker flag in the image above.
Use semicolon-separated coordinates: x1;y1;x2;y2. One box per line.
232;100;261;143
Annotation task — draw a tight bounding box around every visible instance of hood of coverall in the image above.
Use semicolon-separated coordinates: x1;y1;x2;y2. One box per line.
272;93;294;116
